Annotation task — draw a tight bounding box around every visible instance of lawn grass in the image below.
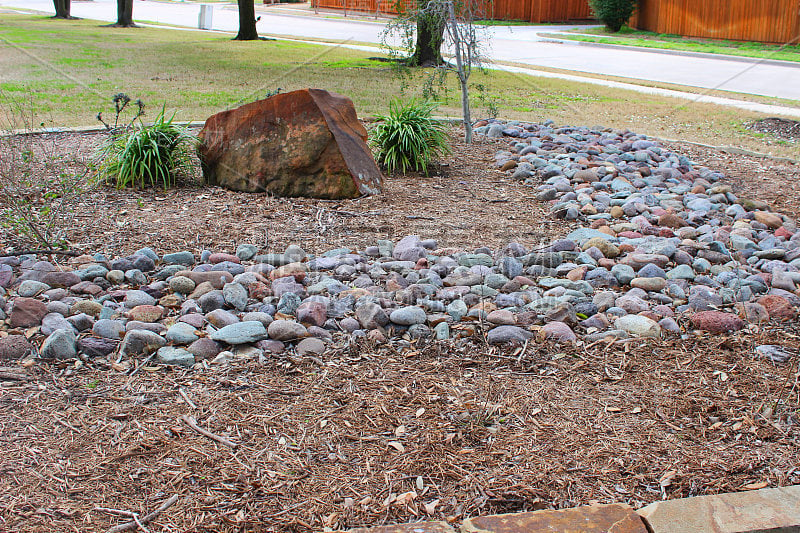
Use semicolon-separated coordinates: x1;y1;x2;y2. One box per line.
0;14;797;158
551;27;800;63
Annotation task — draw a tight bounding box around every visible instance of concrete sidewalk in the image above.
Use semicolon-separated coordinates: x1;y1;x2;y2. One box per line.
2;0;799;105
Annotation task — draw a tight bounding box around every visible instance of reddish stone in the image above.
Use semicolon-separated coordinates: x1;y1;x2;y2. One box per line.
618;232;644;240
658;212;688;228
348;521;455;533
0;264;13;288
597;258;616;269
198;88;382;199
690;311;745;333
736;302;770;323
0;335;32;359
127;305;163;323
758;295;796;320
9;298;48;328
462;504;647;533
296;301;327;327
71;281;103;296
270;262;307;282
40;271;81;288
658;228;676;237
414;258;429;270
208;252;240;265
248;282;272;300
175;270;233;289
775;226;793;239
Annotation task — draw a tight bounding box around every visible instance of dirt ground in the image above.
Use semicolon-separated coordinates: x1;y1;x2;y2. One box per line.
0;128;799;532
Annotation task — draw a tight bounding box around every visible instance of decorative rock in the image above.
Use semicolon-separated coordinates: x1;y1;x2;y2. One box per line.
540;321;577;343
156;347;195;368
296;337;325;356
124;290;156;308
690;311;745;333
198;88;382;199
222;282;248;311
169;276;196;294
9;298;48;328
267;320;308;341
754;344;794;363
486;325;533;345
757;295;796;320
127;305;163;323
119;330;167;357
630;277;667;292
297;301;327;327
40;329;77;359
210;321;268;344
41;313;74;335
17;280;50;297
166;322;200;345
464;504;647;533
615;315;662;338
188;338;222;360
389;306;427;326
0;335;32;360
356;302;389;329
79;337;118;358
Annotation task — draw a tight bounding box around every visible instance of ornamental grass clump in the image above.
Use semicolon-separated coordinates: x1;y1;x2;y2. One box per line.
98;100;197;189
371;99;450;176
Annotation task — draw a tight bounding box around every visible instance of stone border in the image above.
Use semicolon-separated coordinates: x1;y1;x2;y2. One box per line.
335;486;800;533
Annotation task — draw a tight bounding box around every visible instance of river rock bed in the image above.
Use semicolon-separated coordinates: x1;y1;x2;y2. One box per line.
1;121;799;367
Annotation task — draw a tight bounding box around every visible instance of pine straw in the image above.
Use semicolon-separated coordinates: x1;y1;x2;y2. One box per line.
1;322;798;532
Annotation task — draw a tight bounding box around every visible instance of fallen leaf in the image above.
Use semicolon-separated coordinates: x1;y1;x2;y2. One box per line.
424;499;439;515
631;407;642;414
415;407;426;417
395;425;406;437
387;441;405;453
743;481;768;490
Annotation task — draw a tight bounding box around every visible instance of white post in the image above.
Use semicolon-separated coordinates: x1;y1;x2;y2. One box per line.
198;4;213;30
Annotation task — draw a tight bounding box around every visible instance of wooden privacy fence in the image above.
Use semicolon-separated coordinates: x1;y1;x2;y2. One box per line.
631;0;800;44
309;0;593;23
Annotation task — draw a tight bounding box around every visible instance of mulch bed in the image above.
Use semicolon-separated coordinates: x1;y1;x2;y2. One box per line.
746;118;800;142
1;128;799;532
1;327;798;532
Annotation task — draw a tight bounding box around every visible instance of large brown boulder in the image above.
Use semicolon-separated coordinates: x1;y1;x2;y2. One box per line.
198;89;382;199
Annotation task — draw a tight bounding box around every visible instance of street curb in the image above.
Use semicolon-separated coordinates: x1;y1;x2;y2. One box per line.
537;33;800;70
334;486;800;533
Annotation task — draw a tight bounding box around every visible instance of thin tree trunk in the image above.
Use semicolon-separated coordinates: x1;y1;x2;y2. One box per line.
235;0;259;40
448;1;472;143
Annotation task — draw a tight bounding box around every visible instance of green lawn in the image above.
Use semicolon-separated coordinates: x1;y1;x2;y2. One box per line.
548;27;800;63
0;14;797;157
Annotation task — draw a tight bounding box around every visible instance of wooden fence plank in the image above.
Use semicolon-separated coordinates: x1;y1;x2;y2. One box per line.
633;0;800;44
309;0;592;23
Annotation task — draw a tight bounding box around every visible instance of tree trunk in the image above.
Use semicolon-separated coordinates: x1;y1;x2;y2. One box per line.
52;0;71;19
447;1;472;143
408;1;445;66
235;0;259;40
113;0;135;27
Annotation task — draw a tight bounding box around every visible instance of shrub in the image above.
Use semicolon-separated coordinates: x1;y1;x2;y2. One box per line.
371;99;450;176
589;0;637;32
98;107;198;189
0;97;96;251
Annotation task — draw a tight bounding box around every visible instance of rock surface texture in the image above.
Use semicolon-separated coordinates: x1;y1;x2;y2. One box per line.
198;88;382;199
1;121;799;369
